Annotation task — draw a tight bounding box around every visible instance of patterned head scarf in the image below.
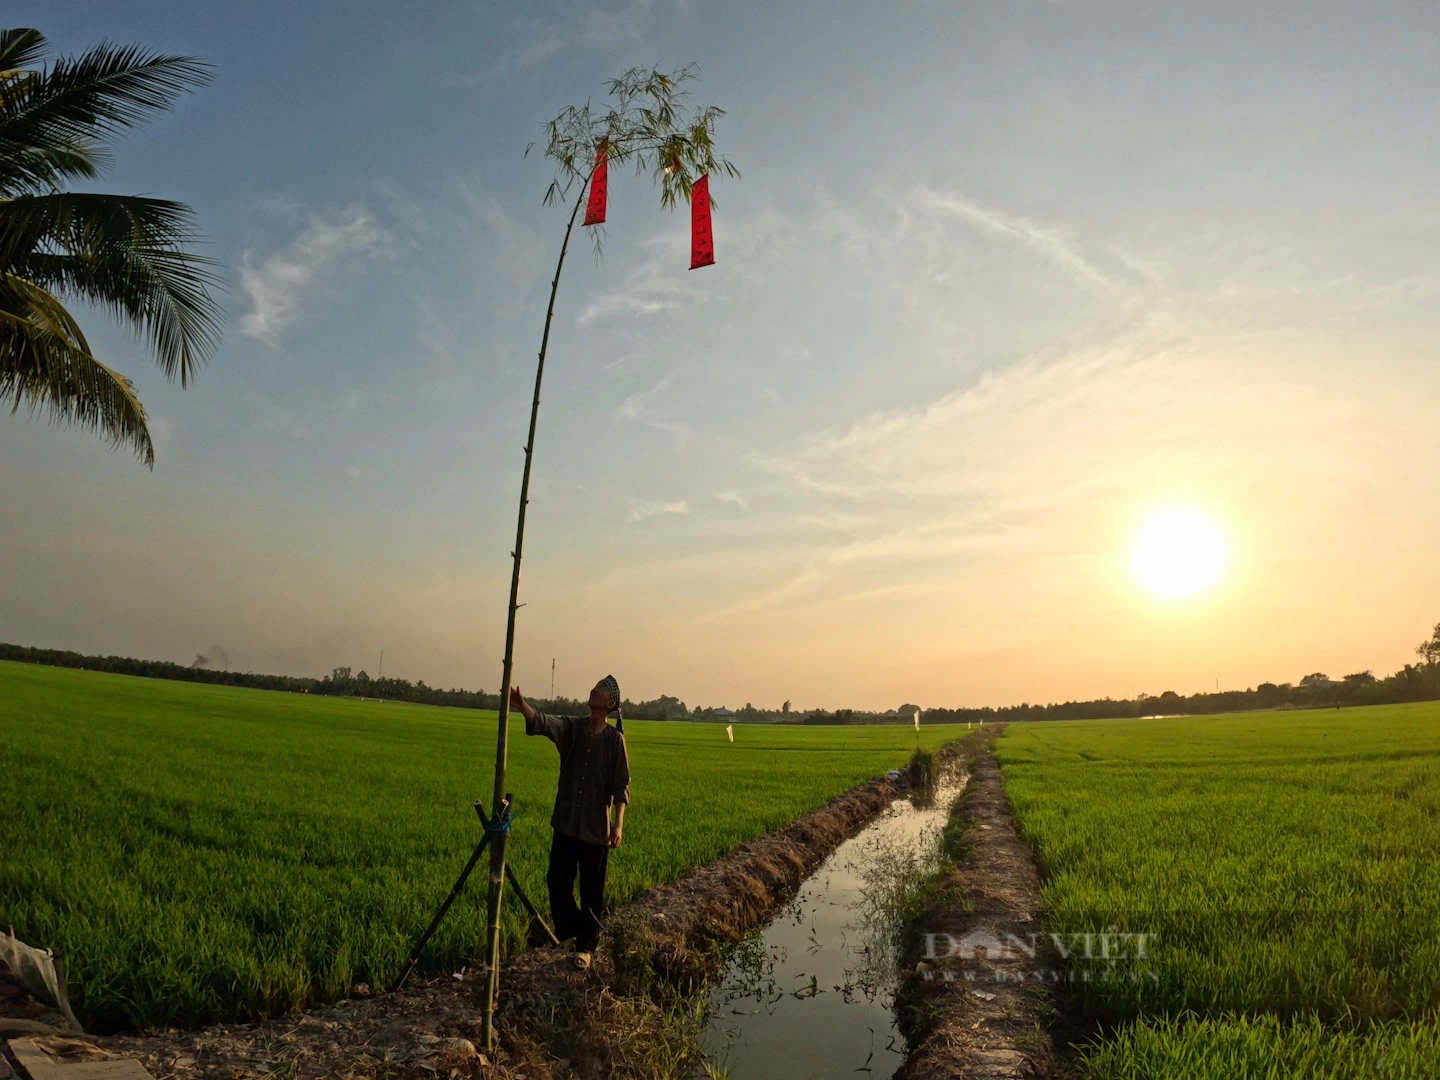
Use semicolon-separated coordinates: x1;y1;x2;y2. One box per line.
601;674;624;733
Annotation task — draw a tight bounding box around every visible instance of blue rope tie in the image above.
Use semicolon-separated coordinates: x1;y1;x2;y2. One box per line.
484;807;514;834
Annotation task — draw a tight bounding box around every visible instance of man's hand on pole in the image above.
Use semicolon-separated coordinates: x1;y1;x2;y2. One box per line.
510;685;536;723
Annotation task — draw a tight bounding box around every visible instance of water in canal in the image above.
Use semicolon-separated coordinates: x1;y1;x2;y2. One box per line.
700;767;964;1079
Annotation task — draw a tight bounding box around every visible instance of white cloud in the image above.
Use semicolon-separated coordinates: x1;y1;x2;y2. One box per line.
580;293;678;322
442;0;654;82
715;490;748;510
918;190;1130;297
629;499;692;521
615;373;687;442
724;302;1438;623
240;212;387;344
615;374;672;418
579;241;688;324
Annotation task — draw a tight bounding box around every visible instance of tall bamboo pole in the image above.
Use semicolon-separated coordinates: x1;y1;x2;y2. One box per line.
480;177;590;1052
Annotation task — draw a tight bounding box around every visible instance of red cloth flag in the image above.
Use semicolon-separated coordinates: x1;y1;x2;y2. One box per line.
690;174;714;269
583;142;607;226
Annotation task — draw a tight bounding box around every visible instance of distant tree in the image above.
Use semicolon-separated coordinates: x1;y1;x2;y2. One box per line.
0;28;223;465
1343;671;1376;685
1300;673;1331;686
331;667;351;682
782;700;791;714
1416;623;1440;667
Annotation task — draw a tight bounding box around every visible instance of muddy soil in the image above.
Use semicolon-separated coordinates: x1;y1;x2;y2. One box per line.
4;742;970;1080
894;732;1075;1080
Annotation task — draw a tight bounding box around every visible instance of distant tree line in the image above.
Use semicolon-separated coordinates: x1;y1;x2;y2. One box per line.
5;622;1439;723
0;641;324;693
918;668;1440;724
0;643;701;719
921;623;1440;723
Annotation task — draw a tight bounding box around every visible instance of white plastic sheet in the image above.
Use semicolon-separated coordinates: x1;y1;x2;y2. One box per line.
1;929;82;1032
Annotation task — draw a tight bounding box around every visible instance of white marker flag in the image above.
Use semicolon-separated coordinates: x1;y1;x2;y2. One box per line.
913;710;920;732
726;724;734;742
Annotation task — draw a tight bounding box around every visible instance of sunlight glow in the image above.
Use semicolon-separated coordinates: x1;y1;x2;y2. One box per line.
1131;507;1228;599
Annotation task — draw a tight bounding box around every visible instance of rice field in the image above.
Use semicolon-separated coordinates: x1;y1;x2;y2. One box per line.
0;659;964;1032
996;704;1440;1079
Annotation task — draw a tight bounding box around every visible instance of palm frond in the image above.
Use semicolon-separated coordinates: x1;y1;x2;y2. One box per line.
1;192;224;385
0;27;46;75
0;272;152;465
0;30;108;193
0;39;210;193
0;136;103;194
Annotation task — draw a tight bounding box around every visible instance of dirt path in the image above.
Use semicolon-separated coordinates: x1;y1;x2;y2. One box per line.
894;732;1075;1080
46;742;970;1080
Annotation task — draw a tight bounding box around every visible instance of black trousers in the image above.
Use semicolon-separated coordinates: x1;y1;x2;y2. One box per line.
546;828;609;951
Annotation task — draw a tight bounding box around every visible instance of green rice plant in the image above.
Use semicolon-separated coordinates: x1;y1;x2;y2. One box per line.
1079;1014;1440;1080
996;705;1440;1074
0;660;962;1031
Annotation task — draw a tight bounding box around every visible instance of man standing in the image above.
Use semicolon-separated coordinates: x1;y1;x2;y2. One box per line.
510;675;630;970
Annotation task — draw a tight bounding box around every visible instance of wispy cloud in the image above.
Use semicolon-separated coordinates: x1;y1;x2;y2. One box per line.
579;239;689;324
615;373;673;417
715;490;748;510
629;498;693;521
919;190;1131;297
615;373;687;442
445;0;655;82
240;212;387;344
722;298;1423;622
580;293;679;322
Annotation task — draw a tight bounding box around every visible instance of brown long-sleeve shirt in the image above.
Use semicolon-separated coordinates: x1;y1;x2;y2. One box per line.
525;711;630;847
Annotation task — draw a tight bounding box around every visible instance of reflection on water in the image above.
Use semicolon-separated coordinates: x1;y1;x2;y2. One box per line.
700;770;963;1079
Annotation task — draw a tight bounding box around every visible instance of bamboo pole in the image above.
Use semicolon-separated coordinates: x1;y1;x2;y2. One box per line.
480;176;590;1052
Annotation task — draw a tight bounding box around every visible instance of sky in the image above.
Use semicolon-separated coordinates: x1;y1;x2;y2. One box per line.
3;1;1439;711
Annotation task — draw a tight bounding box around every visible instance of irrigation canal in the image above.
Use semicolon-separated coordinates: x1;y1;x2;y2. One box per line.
700;765;965;1079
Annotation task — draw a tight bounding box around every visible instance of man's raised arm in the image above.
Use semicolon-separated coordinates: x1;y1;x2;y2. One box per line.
512;686;563;743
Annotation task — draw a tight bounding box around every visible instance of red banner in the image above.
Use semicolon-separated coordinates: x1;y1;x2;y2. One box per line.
583;142;607;226
690;174;714;269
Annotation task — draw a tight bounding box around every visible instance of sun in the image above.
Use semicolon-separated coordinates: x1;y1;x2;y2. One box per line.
1131;507;1228;599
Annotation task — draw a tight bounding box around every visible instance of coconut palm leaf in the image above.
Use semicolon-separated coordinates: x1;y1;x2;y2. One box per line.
2;193;223;385
0;37;210;183
0;28;46;79
0;27;219;464
1;272;151;464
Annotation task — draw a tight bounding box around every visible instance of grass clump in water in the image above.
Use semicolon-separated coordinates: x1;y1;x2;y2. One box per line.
907;746;935;787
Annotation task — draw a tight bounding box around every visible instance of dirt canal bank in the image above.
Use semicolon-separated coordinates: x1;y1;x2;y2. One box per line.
895;731;1073;1080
